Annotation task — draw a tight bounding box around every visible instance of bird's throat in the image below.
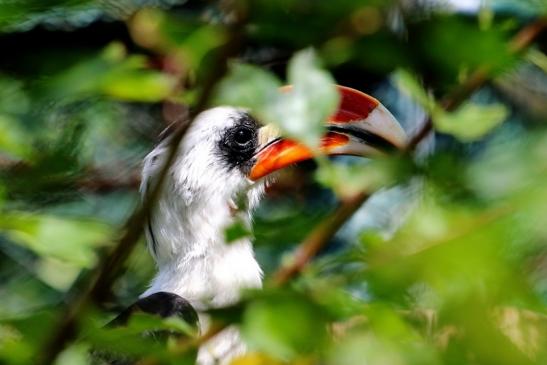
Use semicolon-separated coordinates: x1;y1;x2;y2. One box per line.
142;197;263;310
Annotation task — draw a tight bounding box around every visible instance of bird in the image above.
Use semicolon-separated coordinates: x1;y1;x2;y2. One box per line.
121;85;407;365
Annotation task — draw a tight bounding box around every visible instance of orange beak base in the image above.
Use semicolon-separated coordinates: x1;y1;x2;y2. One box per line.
248;86;407;181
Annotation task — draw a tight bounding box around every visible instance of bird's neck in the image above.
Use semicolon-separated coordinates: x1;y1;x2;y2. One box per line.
141;195;263;310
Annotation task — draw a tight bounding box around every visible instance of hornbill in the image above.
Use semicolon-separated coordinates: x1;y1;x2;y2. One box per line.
120;86;406;364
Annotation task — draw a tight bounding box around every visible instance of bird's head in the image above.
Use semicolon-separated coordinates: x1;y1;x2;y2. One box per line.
141;86;406;263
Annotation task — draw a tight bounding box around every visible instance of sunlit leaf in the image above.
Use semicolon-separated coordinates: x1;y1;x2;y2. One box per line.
392;69;436;114
129;9;226;71
0;115;32;158
215;48;338;147
394;69;508;140
214;63;282;112
0;213;112;268
55;343;89;365
315;159;398;198
102;70;175;102
225;219;252;243
280;48;339;146
242;291;328;359
230;352;286;365
435;102;508;141
42;42;176;103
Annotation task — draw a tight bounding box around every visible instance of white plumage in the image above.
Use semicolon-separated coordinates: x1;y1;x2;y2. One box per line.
141;107;267;364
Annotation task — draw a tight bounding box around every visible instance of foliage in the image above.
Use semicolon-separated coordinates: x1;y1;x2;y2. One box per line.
0;1;546;365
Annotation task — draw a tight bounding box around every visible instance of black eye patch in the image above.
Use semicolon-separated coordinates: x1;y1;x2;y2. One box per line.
217;112;259;172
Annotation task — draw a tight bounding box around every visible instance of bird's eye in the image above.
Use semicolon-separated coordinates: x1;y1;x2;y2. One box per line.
233;127;254;146
217;116;259;169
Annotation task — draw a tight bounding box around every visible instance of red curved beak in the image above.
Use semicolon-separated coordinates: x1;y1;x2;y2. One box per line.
249;85;407;181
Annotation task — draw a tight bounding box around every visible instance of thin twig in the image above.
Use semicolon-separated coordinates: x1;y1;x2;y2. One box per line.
270;16;547;287
36;15;245;365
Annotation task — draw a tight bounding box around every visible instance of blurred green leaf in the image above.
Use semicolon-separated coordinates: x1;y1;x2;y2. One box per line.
216;48;338;147
247;0;393;47
88;313;198;365
416;17;515;84
0;311;57;364
394;69;507;140
130;9;226;71
0;76;30;115
327;312;441;365
54;343;89;365
0;115;32;159
392;69;436;113
43;42;176;103
0;213;112;268
102;70;175;102
225;219;252;243
282;48;339;146
214;63;282;112
527;48;547;73
242;290;328;359
435;102;508;141
315;159;398;197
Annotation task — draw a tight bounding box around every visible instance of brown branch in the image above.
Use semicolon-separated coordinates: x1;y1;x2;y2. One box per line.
76;169;141;192
270;16;547;288
509;17;547;53
272;192;369;286
36;13;245;365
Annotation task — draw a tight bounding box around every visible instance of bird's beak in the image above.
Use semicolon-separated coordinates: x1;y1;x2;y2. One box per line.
249;85;407;181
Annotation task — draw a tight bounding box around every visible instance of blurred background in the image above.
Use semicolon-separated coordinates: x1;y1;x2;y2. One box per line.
0;0;546;364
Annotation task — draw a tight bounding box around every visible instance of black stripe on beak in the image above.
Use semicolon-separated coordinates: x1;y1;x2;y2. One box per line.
327;125;398;153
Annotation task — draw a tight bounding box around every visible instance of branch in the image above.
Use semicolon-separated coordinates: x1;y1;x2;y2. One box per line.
270;16;547;287
36;14;245;365
272;192;369;286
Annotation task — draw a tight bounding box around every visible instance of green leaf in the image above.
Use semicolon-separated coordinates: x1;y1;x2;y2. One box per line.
225;219;252;243
527;48;547;73
418;17;515;80
42;42;176;103
102;70;175;102
34;257;82;291
394;69;508;141
130;9;226;71
315;159;397;197
0;213;112;268
214;63;282;112
435;102;508;141
215;48;338;147
0;115;32;158
242;291;328;359
280;48;339;146
392;69;436;114
54;343;90;365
